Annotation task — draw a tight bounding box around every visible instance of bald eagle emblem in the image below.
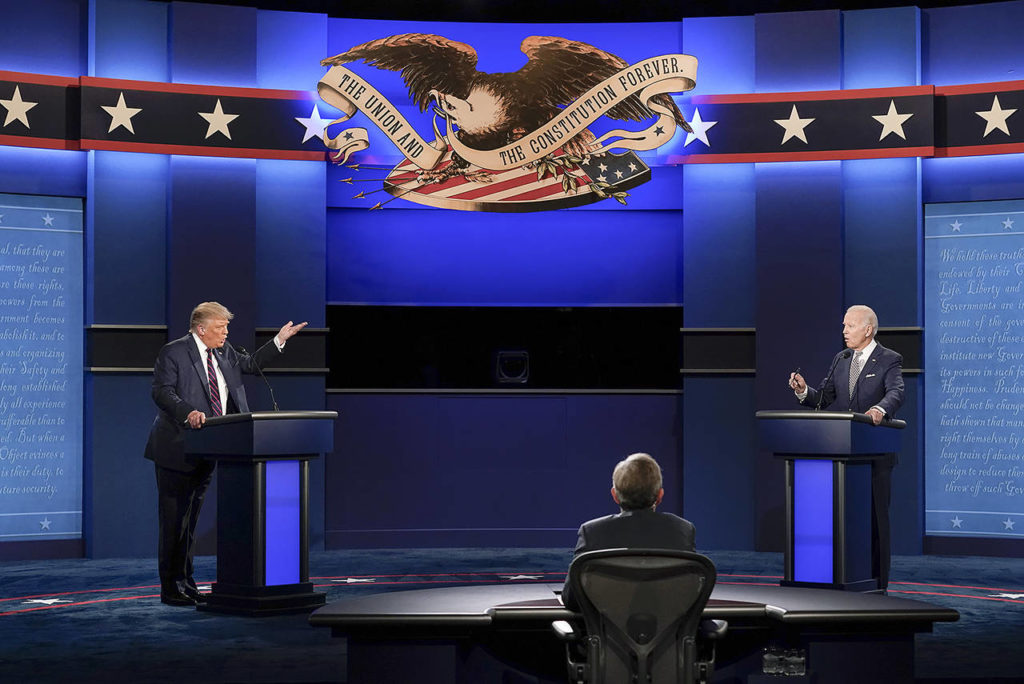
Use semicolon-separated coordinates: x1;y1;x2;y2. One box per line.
318;34;698;212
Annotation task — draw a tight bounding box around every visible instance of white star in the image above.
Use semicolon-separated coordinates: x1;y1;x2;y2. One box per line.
501;575;542;581
1;85;39;129
976;95;1017;137
39;517;52;530
950;220;962;232
683;107;718;147
1003;217;1015;230
41;214;54;227
872;99;914;141
598;163;608;172
294;104;329;143
614;169;624;179
990;592;1024;599
774;105;815;144
597;175;607;183
24;598;70;605
101;91;143;134
198;99;239;140
627;162;637;172
951;516;963;528
1003;518;1016;530
331;577;376;583
582;155;591;165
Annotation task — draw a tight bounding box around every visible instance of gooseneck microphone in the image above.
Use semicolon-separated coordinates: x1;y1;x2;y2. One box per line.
815;349;852;411
235;344;279;411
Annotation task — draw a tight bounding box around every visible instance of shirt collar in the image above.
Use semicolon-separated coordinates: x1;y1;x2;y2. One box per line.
855;338;877;359
192;331;212;355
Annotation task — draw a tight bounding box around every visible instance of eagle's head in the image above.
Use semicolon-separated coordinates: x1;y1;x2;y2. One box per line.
430;84;515;147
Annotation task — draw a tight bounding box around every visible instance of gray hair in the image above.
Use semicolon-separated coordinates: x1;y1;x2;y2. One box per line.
612;453;663;510
847;305;878;337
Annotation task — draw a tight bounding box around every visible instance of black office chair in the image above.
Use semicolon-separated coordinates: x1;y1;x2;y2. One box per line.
553;548;726;684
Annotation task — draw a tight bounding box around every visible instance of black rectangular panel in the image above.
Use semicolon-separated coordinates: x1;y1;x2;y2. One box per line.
326;306;683;390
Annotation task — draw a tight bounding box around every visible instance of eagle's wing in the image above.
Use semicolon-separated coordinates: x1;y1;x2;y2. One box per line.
321;33;478;112
517;36;690;131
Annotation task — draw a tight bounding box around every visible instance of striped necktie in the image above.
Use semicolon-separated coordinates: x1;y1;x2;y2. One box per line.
848;350;863;399
206;348;222;416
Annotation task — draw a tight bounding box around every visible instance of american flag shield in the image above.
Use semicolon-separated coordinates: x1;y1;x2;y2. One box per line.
381;145;651;212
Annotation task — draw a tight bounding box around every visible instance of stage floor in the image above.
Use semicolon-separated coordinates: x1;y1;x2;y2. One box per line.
1;548;1020;683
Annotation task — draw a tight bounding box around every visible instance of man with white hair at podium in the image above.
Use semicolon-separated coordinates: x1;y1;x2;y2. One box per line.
788;304;905;591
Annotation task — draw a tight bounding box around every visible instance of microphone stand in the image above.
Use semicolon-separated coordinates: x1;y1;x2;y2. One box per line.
815;349;851;411
236;343;279;411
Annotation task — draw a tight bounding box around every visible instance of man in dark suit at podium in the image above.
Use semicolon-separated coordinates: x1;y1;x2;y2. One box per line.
787;304;904;591
144;301;306;607
562;453;696;610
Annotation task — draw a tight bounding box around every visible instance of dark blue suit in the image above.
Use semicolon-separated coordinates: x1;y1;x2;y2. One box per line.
798;341;904;590
562;508;696;610
799;342;904;417
145;334;280;472
145;334;281;592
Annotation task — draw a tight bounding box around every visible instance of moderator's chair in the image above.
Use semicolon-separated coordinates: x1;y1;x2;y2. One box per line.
553;548;726;684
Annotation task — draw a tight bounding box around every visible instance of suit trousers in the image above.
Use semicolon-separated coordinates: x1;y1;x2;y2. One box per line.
871;455;895;591
155;461;215;588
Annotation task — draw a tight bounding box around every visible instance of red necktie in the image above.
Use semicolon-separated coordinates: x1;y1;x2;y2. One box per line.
206;348;222;416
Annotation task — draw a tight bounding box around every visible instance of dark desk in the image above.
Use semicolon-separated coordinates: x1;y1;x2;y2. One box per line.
311;583;957;683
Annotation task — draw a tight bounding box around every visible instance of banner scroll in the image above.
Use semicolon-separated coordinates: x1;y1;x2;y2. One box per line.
318;53;697;172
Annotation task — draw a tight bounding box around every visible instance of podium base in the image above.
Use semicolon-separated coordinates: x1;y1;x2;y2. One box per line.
780;578;879;593
198;581;326;616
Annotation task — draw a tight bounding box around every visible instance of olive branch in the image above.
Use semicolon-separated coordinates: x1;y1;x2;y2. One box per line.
532;154;629;205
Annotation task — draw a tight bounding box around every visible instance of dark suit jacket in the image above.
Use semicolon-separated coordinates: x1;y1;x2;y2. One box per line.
144;334;281;472
801;342;905;417
562;508;696;610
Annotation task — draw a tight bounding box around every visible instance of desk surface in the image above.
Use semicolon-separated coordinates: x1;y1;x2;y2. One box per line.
310;582;958;632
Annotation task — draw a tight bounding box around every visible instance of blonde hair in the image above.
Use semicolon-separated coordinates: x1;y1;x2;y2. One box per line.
612;453;663;510
189;301;233;332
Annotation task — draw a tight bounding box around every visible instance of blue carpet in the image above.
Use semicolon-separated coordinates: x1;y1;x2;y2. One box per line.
0;548;1022;682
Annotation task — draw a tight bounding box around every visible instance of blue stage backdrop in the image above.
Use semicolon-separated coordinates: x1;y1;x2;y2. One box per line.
924;199;1024;540
0;193;83;543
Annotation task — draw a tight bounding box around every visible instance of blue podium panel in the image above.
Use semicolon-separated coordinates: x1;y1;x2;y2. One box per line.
266;460;300;586
793;460;833;584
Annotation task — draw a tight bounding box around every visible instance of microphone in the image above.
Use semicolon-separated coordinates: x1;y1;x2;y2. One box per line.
815;349;852;411
235;345;279;411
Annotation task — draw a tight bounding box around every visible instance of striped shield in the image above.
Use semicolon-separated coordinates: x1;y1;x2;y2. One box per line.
380;146;651;212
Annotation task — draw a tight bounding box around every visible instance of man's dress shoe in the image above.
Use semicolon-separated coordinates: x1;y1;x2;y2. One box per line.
160;589;197;607
182;584;207;603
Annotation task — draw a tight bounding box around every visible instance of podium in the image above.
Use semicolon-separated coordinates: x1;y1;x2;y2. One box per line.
184;410;337;615
757;411;904;592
